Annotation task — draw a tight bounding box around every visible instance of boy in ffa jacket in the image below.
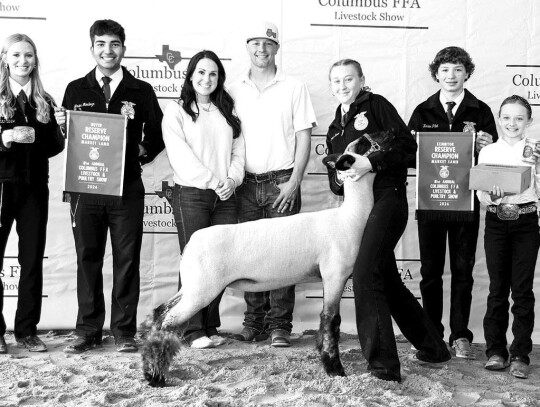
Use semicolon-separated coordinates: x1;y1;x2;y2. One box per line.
408;46;498;360
54;19;164;354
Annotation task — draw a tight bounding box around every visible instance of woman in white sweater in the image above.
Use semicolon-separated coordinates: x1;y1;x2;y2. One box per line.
162;50;245;349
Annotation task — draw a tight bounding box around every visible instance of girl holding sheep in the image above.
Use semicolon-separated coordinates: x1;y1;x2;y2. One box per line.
326;58;450;382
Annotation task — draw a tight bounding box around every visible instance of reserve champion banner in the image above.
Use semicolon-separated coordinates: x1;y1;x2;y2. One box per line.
1;0;540;342
64;111;127;197
416;132;474;221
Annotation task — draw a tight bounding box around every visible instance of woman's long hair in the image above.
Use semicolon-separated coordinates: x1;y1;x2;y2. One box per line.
180;50;241;139
0;33;55;123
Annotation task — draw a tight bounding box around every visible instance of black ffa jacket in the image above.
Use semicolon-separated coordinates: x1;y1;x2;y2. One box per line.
326;91;417;195
62;67;164;200
408;89;498;165
0;97;64;184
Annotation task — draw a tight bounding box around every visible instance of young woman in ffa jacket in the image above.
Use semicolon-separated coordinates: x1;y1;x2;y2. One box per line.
0;33;64;354
326;59;450;382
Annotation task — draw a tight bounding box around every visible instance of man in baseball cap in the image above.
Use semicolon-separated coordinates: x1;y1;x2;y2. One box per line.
246;21;279;44
230;20;317;348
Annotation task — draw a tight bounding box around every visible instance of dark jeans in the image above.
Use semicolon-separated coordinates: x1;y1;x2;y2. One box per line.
236;169;299;334
417;207;480;345
172;184;237;343
353;185;449;381
483;211;539;364
72;179;144;340
0;182;48;338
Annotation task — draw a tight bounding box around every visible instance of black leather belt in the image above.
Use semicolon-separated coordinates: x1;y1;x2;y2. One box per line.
245;168;293;183
487;203;537;220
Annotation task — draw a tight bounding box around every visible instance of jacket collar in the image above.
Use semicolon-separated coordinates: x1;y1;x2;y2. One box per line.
240;67;285;91
82;66;140;90
332;90;372;127
425;89;479;111
349;90;371;109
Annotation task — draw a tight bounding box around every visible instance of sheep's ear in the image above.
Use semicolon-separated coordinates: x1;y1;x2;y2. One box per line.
335;154;356;171
322;153;340;169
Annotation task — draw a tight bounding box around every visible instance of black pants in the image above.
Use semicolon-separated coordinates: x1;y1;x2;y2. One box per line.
417;208;480;345
483;211;539;364
172;185;237;343
0;182;48;338
353;185;448;381
71;179;144;340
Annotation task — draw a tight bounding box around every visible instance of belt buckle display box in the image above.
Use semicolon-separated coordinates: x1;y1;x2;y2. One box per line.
469;163;531;194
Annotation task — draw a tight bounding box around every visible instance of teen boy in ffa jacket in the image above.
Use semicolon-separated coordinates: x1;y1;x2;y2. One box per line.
408;46;497;360
55;19;164;354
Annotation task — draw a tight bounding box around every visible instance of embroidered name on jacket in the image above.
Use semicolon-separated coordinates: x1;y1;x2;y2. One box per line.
74;102;96;110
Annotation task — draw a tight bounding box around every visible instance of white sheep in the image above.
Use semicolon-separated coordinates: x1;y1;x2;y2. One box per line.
142;131;394;387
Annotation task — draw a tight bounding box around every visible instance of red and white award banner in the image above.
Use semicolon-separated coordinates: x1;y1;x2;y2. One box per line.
64;111;127;197
416;132;475;221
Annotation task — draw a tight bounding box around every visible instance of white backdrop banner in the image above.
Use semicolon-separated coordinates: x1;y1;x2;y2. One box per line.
1;0;540;343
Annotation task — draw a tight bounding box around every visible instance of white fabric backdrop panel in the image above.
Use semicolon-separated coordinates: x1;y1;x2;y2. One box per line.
1;0;540;342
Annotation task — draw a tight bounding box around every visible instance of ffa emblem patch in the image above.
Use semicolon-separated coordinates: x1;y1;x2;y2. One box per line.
354;111;368;131
89;147;99;160
463;121;476;133
439;165;449;178
121;101;136;119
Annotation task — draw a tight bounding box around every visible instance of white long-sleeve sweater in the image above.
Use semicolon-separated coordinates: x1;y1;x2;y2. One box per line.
162;100;245;190
477;137;540;206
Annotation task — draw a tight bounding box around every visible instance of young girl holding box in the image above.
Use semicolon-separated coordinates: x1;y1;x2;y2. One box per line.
477;95;539;379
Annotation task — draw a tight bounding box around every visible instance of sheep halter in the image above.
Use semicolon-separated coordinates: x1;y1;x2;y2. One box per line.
361;133;381;157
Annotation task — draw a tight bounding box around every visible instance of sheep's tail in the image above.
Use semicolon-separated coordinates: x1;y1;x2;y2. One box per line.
140;292;183;332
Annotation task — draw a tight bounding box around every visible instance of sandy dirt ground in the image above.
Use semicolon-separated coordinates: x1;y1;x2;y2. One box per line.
0;330;539;407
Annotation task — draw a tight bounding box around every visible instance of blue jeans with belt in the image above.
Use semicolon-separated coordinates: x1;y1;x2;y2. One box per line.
172;184;237;343
236;169;300;334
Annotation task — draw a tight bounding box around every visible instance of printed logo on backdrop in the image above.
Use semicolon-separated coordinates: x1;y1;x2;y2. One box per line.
124;45;231;100
143;181;176;234
304;265;417;299
313;0;426;29
2;257;48;298
508;64;540;106
156;45;182;70
0;1;46;20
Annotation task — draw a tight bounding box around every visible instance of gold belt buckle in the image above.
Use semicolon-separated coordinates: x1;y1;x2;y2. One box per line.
497;204;519;220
